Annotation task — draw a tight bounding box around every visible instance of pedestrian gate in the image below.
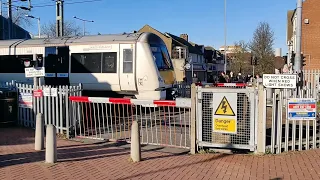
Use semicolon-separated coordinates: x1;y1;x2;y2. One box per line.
196;87;257;151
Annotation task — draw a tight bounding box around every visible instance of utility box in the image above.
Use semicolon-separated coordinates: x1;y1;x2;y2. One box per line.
0;88;18;127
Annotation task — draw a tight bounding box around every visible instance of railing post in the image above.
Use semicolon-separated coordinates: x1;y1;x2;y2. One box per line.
256;84;266;154
45;124;57;163
35;113;44;151
190;83;197;154
130;120;141;162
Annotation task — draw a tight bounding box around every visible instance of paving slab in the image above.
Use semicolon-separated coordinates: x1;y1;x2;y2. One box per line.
1;127;320;180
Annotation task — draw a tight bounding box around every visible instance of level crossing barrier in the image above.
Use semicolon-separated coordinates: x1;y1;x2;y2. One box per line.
212;83;247;88
69;96;192;149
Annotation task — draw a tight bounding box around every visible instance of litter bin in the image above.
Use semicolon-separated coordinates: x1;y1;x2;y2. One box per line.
0;88;18;126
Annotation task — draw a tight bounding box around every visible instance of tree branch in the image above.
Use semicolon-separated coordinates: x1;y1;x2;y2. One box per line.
41;20;82;38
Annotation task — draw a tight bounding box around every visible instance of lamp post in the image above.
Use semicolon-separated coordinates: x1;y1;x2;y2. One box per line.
223;0;227;73
73;16;94;36
25;14;40;38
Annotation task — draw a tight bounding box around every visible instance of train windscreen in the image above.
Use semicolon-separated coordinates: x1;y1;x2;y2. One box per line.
150;45;173;71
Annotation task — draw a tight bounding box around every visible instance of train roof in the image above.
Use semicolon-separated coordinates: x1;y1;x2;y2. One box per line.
0;32;163;48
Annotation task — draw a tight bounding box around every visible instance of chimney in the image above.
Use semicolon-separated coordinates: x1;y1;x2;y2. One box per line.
180;34;189;42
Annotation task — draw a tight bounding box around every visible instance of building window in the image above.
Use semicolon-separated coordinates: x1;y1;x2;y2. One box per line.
123;49;133;73
71;52;118;73
172;46;187;59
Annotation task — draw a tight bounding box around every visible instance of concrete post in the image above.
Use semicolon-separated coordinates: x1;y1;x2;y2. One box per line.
190;83;197;154
130;121;141;162
45;124;57;163
35;113;44;151
256;84;266;154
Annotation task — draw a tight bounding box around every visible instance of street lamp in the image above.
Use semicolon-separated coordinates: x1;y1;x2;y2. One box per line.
25;14;40;38
223;0;227;73
73;16;94;36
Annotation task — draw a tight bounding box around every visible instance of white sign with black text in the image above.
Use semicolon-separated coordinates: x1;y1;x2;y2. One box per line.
25;67;45;78
43;88;58;97
263;74;297;89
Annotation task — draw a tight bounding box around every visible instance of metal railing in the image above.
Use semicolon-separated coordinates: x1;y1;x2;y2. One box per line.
15;83;82;138
266;88;318;154
69;96;192;149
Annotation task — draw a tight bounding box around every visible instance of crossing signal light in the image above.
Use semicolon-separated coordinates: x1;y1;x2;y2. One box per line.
301;53;306;66
290;52;295;65
251;56;258;65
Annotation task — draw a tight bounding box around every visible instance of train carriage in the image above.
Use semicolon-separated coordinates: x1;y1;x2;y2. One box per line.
0;32;177;100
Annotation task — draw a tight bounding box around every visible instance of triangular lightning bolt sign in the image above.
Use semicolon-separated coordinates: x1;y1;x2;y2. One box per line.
214;96;235;116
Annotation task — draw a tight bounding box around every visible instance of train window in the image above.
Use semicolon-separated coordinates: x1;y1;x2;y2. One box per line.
71;53;101;73
0;55;30;73
102;52;117;73
151;45;173;71
123;49;133;73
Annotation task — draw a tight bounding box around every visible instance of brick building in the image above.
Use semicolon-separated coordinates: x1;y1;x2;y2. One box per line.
287;0;320;70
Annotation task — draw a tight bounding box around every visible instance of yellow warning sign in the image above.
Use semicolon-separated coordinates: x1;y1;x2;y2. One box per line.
214;96;235;116
213;118;236;133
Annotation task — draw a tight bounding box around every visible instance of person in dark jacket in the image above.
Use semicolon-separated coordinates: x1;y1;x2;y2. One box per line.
218;72;227;83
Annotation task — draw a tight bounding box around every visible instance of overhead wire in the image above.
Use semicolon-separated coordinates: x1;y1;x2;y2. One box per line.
2;0;102;9
32;0;102;8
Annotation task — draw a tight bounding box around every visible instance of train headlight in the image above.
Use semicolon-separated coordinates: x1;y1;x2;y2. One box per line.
23;60;31;67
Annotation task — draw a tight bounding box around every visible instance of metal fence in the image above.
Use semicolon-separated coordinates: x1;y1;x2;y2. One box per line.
15;83;82;138
69;96;192;149
174;81;191;98
303;69;320;89
265;88;318;154
196;86;257;151
0;80;17;90
174;81;248;98
258;70;320;154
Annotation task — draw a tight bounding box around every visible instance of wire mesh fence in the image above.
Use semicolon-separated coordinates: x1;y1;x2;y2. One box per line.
197;87;256;151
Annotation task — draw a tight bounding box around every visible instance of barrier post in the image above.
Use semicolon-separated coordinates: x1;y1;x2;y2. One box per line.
35;113;44;151
256;84;266;154
190;83;197;154
45;124;57;163
130;120;141;162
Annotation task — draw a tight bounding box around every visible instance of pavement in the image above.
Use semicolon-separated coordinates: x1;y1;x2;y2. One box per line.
1;127;320;180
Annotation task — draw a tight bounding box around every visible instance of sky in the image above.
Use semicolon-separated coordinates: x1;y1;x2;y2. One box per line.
6;0;297;54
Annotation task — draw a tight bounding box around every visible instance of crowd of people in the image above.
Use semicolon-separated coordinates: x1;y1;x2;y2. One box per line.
187;71;262;85
215;71;261;83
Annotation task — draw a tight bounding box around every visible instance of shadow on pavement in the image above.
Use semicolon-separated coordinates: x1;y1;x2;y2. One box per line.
0;138;190;168
0;127;35;146
117;153;232;180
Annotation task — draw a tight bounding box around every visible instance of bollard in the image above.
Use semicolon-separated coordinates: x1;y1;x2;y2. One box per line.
45;124;57;163
130;121;141;162
35;113;45;151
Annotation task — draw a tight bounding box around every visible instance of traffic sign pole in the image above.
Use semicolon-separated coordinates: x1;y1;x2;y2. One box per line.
33;54;39;89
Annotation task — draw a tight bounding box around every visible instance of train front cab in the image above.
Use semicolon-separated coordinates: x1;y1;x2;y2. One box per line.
135;34;176;100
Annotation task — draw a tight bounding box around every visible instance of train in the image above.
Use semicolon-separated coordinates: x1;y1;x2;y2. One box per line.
0;32;178;100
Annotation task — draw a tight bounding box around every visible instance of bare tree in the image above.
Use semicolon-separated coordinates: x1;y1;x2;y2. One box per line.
41;20;82;37
249;22;275;75
11;9;33;28
229;40;252;75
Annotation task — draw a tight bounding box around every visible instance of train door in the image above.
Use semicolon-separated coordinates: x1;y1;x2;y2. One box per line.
44;47;57;86
119;44;136;91
44;46;70;86
56;47;70;86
